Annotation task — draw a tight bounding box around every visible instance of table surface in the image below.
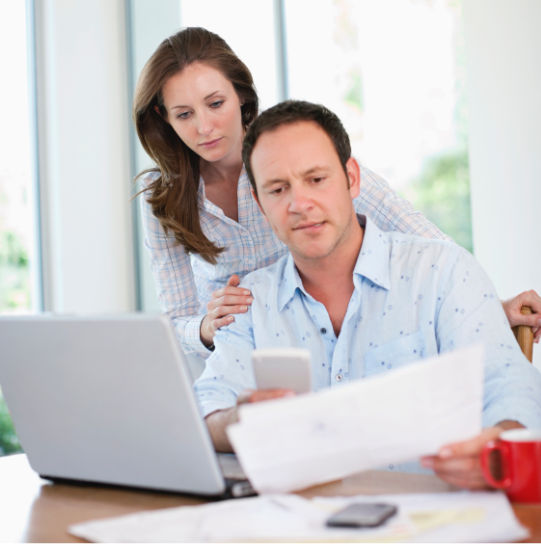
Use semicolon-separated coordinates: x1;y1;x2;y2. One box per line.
1;453;540;542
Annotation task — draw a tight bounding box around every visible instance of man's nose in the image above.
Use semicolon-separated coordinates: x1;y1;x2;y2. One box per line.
288;184;313;213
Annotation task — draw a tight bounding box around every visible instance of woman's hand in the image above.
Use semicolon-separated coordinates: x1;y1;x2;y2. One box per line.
502;289;541;343
200;274;253;348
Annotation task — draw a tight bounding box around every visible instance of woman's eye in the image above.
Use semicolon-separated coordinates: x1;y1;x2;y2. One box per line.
210;100;224;109
176;111;191;120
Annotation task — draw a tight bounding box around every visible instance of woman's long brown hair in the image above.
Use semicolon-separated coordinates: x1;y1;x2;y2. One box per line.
133;27;258;263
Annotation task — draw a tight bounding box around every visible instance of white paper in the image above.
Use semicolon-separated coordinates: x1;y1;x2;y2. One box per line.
227;344;484;493
69;490;528;543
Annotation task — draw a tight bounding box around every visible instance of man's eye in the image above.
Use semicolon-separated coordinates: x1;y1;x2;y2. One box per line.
312;176;325;183
270;186;285;195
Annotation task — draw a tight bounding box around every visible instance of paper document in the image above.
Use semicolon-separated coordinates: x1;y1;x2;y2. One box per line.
69;490;528;543
228;344;484;493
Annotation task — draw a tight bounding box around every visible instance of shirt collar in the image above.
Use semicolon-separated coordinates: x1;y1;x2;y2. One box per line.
278;253;305;311
198;166;251;216
277;214;391;311
353;214;391;290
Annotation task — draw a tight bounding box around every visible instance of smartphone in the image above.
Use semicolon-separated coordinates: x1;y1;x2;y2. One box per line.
325;502;398;528
251;347;312;394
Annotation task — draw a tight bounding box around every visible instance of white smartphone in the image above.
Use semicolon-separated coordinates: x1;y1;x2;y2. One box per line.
251;347;312;394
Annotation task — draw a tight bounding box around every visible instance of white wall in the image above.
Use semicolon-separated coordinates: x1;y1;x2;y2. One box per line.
34;0;135;312
463;0;541;368
128;0;181;312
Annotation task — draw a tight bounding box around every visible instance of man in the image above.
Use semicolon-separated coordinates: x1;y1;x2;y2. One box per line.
194;100;541;489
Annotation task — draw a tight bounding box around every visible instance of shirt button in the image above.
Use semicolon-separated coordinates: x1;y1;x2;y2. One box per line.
320;328;327;334
335;373;343;382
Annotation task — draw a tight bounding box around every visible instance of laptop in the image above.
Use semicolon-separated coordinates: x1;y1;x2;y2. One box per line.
0;313;254;498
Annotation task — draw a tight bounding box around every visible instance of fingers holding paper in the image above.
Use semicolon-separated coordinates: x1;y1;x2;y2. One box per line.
421;422;523;489
421;427;500;489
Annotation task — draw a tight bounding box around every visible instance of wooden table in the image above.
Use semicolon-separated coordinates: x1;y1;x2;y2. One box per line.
1;454;540;542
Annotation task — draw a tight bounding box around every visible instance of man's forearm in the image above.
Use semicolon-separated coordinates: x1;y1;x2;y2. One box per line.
205;407;239;452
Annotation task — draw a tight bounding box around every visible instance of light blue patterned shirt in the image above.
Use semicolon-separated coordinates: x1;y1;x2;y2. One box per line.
140;166;448;357
195;216;541;435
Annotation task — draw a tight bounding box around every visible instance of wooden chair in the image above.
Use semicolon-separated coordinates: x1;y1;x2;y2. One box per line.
512;306;534;362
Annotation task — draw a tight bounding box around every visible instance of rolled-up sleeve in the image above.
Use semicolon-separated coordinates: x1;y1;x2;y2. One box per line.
138;177;209;357
193;302;257;417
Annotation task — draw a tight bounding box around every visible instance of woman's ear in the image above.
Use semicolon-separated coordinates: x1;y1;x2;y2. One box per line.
154;105;166;121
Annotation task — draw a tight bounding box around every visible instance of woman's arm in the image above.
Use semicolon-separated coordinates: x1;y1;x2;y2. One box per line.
139;183;210;357
139;175;254;354
354;164;450;239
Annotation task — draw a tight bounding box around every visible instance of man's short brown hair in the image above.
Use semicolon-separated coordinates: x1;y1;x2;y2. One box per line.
242;100;351;194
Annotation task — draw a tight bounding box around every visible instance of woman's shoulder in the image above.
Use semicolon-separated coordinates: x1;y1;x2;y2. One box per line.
137;169;161;190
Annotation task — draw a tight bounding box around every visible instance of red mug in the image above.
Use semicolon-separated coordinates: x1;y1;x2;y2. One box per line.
481;429;541;503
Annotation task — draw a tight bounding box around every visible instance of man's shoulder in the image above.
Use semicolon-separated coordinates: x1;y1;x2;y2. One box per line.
376;225;477;282
385;227;466;257
241;253;289;290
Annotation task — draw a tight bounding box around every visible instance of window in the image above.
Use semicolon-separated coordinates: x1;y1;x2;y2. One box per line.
179;0;281;110
0;0;38;454
129;0;283;311
284;0;472;250
130;0;472;311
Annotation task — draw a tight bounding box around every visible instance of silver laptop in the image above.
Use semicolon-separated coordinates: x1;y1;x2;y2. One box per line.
0;313;254;498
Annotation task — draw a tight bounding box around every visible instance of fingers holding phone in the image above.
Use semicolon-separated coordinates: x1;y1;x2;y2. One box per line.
237;388;295;405
235;348;312;411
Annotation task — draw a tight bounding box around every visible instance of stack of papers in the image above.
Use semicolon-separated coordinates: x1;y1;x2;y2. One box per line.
69;491;528;542
228;344;484;493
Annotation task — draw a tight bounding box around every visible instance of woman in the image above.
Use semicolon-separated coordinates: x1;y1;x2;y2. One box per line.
133;27;541;359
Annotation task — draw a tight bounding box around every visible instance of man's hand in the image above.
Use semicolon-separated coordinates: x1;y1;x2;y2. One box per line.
205;388;295;452
502;289;541;343
420;421;523;489
237;388;295;405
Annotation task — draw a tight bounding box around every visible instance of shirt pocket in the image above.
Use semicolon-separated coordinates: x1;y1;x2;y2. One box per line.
364;329;427;378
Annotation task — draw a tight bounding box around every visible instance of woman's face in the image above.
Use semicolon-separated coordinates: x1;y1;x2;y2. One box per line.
161;62;244;169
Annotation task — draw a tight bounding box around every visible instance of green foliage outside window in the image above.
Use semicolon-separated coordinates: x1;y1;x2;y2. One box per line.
0;391;21;455
0;227;26;454
405;149;473;253
0;229;31;311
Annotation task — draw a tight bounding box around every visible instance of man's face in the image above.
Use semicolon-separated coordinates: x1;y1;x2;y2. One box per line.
250;121;361;264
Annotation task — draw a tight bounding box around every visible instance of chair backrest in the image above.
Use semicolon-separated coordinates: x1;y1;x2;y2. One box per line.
512;306;534;363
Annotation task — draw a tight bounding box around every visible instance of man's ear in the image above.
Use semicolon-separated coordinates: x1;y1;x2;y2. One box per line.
345;157;361;199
